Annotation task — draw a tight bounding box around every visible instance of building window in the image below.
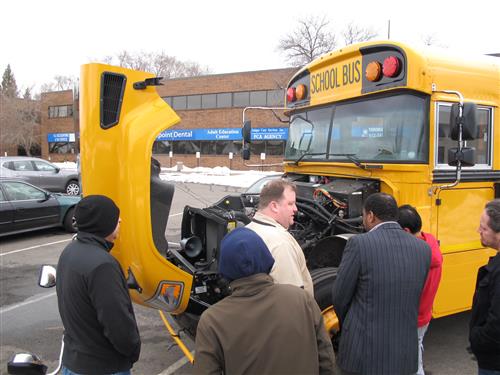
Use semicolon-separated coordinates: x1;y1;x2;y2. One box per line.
266;140;285;155
163;97;172;106
267;90;284;107
202;94;217;109
200;141;217;155
164;89;286;110
215;93;231;108
173;141;200;154
172;96;187;110
250;141;266;155
233;92;250;107
48;105;73;118
152;141;172;154
49;142;75;154
187;95;201;110
250;91;267;106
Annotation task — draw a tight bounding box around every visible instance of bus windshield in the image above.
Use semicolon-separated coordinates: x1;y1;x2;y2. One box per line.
285;93;429;163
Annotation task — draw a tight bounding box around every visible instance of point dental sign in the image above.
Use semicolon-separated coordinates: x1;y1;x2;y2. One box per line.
157;128;288;141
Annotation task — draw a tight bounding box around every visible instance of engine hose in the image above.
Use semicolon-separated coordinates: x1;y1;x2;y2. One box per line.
296;202;330;223
335;221;363;234
297;196;334;219
337;216;363;224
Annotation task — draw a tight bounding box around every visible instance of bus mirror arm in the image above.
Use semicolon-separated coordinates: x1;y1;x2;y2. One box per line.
431;87;477;193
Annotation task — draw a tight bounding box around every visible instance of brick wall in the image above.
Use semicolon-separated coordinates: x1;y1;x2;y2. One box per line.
40;68;297;168
40;90;76;162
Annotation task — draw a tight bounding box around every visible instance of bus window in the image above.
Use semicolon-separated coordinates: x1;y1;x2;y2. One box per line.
329;93;428;163
285;107;332;159
436;104;492;168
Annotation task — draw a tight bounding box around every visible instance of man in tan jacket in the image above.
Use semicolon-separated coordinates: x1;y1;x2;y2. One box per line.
246;179;314;296
193;227;335;375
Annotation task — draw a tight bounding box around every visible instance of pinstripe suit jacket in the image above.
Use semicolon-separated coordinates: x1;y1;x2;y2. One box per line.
332;222;431;375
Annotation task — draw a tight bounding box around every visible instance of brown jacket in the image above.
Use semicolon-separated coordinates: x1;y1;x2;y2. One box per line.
193;274;335;375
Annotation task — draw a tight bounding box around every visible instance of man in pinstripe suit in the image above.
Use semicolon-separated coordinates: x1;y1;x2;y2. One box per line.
332;193;431;375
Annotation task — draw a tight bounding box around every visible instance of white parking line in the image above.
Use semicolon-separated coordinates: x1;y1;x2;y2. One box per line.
0;291;56;314
157;353;193;375
0;239;72;257
1;211;185;257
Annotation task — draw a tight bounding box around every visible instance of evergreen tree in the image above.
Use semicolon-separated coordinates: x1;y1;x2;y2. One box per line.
23;87;32;99
1;64;19;98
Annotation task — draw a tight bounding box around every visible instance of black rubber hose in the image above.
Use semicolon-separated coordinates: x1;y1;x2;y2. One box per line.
297;196;335;219
296;202;330;223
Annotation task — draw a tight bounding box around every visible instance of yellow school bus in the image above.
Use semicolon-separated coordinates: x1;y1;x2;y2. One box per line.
79;41;499;339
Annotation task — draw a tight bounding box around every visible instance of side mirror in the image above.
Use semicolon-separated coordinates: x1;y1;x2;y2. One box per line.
7;353;47;375
450;102;478;141
54;167;61;174
38;265;56;288
242;145;251;160
242;120;252;144
448;147;476;167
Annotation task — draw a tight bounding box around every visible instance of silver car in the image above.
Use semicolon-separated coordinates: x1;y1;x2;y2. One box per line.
0;156;80;195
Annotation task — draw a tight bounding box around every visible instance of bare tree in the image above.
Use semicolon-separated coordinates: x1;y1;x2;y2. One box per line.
341;22;378;46
113;50;210;78
421;33;438;46
277;16;337;66
0;95;40;156
40;75;77;93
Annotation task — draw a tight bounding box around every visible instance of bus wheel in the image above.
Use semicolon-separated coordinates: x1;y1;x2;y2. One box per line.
310;267;340;352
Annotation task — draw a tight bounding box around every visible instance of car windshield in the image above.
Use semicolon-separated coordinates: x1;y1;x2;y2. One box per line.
284;93;429;163
245;175;281;194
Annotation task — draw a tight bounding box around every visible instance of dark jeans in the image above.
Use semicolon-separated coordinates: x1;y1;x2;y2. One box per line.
62;366;131;375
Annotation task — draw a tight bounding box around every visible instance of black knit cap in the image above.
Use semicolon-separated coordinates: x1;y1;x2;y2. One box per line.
75;195;120;238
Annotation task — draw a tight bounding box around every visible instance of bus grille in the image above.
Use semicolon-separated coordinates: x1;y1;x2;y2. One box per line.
100;72;126;129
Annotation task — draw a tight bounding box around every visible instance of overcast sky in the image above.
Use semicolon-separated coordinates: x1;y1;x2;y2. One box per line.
2;0;499;92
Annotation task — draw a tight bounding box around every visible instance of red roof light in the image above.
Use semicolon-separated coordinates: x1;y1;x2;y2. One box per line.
287;87;296;102
383;56;401;77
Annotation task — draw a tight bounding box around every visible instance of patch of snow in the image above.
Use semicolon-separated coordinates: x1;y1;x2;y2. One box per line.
160;166;281;188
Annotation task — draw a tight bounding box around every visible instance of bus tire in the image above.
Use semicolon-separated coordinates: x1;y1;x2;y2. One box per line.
310;267;340;352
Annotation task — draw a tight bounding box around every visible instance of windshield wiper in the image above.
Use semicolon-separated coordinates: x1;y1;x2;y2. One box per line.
330;153;383;170
291;152;328;166
329;153;365;169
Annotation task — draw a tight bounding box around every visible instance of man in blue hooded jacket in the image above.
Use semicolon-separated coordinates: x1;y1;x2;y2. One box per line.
193;227;335;375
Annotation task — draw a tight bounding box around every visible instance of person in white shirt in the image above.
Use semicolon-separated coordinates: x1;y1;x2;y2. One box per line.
246;179;314;296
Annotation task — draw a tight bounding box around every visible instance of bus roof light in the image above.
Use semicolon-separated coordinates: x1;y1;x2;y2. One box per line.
366;61;382;82
383;56;401;77
296;84;307;100
287;87;296;102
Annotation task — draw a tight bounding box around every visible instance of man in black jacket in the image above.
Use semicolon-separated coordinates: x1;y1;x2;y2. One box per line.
56;195;141;375
470;199;500;375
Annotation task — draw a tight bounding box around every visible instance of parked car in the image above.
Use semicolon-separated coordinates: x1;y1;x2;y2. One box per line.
0;156;80;195
241;174;282;206
0;179;80;237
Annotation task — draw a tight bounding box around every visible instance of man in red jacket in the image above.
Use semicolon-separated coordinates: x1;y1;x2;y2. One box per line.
398;204;443;375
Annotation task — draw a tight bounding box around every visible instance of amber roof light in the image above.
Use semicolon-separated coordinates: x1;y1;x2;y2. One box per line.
366;61;382;82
